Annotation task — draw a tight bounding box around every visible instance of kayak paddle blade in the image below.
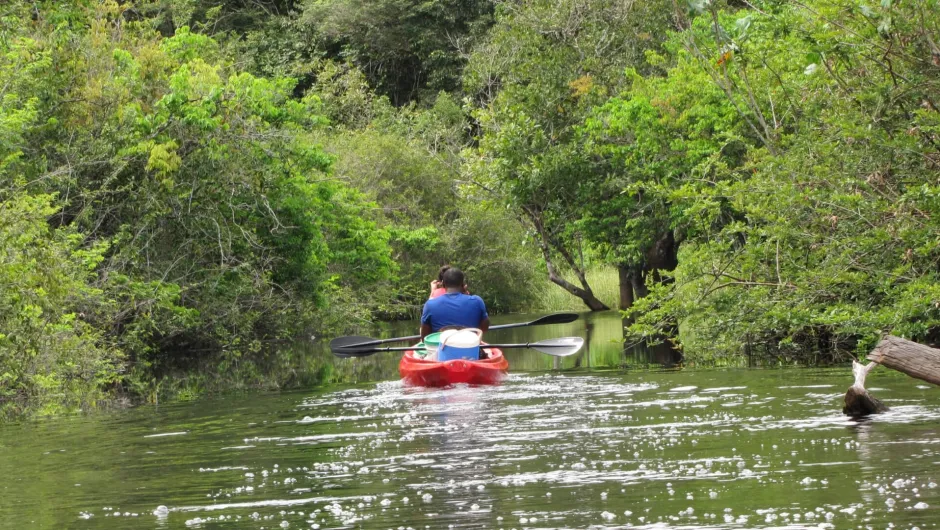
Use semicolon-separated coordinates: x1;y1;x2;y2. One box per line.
529;313;580;326
333;348;378;358
490;312;580;331
329;335;378;353
530;336;584;357
333;344;425;357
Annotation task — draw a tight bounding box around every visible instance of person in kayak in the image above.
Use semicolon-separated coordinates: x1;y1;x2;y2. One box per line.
420;267;489;340
429;264;469;299
428;264;450;299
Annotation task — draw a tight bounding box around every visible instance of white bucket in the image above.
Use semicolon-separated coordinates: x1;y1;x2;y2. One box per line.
438;328;483;361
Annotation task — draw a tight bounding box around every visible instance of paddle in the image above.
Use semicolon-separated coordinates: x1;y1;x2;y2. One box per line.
333;337;584;358
329;312;580;353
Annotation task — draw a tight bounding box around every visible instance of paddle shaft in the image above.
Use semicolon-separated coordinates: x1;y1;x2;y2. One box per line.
336;343;544;353
332;313;579;350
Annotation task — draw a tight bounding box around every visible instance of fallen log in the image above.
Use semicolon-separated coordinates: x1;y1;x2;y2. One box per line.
842;360;888;417
842;335;940;417
867;335;940;386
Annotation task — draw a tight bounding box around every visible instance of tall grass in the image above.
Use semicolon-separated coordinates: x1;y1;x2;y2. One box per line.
529;266;620;312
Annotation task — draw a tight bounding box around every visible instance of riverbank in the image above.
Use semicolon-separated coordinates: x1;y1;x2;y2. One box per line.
6;309;864;421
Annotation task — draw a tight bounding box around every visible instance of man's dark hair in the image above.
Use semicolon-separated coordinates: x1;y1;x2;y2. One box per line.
441;267;465;288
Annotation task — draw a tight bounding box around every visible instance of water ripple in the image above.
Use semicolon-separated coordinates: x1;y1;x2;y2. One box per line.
3;369;939;529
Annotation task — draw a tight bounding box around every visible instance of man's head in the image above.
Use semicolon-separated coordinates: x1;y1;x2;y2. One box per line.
441;267;466;289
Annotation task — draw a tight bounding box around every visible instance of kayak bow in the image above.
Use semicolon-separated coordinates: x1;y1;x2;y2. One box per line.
399;346;508;387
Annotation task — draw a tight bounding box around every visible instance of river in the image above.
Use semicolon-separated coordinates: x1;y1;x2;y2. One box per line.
1;312;939;528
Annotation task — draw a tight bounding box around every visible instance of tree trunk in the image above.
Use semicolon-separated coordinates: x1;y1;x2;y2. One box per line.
545;264;609;310
867;335;940;386
525;207;610;311
617;264;634;311
645;230;679;275
633;231;682;362
631;271;649;299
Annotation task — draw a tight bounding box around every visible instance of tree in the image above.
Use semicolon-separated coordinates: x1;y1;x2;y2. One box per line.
0;1;396;409
619;0;940;362
299;0;495;104
464;0;675;310
319;84;544;316
580;43;749;312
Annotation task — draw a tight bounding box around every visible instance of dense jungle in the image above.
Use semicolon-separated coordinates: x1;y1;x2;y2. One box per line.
2;0;939;418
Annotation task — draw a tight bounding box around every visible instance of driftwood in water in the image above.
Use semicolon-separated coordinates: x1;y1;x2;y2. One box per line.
867;335;940;386
842;335;940;417
843;360;889;417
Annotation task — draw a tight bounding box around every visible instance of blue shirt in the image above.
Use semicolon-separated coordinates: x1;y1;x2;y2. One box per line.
421;293;488;332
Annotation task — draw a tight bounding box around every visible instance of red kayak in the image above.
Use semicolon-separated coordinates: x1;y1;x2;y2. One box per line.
399;347;509;387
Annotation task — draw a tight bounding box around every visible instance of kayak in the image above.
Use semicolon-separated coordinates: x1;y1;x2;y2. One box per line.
399;346;508;387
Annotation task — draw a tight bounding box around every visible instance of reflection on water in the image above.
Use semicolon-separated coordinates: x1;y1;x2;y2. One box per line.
1;368;938;528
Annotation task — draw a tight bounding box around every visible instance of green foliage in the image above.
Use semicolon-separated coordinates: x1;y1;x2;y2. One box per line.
614;0;940;363
0;194;121;418
319;87;544;318
300;0;495;103
440;202;543;313
8;0;940;417
134;0;298;36
581;49;745;265
464;0;677;307
0;1;397;415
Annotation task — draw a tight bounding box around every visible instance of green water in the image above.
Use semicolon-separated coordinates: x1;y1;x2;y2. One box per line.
2;314;940;529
